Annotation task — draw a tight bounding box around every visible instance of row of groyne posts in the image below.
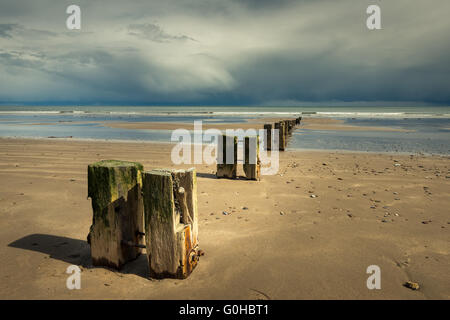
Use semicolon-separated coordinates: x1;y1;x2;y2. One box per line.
217;116;302;180
86;117;301;279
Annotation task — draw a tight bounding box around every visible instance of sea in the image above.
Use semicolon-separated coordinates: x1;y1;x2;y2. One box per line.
0;105;449;155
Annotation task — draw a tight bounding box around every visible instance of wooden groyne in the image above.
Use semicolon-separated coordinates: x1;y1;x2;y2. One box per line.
216;134;261;181
87;160;144;269
87;162;201;279
142;168;200;279
266;116;301;151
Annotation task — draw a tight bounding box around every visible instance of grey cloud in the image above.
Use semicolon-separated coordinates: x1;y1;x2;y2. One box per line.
0;23;19;38
0;23;57;39
128;23;196;43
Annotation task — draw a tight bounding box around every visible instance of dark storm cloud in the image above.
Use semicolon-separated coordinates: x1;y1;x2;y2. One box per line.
0;0;449;105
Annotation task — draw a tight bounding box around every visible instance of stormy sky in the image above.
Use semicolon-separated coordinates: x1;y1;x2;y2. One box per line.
0;0;449;106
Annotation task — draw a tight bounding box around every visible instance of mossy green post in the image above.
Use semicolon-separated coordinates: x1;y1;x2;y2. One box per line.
142;168;200;279
87;160;144;269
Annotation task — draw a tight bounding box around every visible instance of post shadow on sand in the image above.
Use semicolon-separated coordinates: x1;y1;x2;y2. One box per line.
8;234;150;279
197;172;250;180
196;172;217;179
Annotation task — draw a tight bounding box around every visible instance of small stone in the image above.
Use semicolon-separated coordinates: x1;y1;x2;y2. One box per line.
280;211;285;215
404;281;420;290
394;163;401;167
242;207;248;210
222;211;229;215
310;194;317;198
381;219;388;223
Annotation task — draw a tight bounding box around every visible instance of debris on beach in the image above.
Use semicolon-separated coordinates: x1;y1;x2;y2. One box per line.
222;211;229;215
404;281;420;290
310;194;317;198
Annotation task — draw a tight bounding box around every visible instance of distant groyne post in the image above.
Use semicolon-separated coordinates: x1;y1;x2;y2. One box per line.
142;168;200;279
285;120;291;136
87;160;144;269
216;135;238;179
263;124;272;151
274;122;286;151
243;136;261;181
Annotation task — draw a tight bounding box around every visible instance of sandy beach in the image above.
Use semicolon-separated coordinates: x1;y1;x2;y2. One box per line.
0;136;449;299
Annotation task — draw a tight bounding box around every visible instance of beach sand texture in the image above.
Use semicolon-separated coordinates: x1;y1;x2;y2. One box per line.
0;137;449;299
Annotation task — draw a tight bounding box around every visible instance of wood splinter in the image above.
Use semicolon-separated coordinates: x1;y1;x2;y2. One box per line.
176;187;192;224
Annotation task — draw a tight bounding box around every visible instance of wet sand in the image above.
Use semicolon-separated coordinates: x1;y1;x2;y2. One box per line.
0;137;449;299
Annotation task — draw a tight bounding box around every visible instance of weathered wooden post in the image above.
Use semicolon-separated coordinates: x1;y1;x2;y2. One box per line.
274;122;285;151
142;168;200;279
87;160;144;269
283;120;289;140
216;135;238;179
244;136;261;181
263;124;272;151
284;120;290;136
